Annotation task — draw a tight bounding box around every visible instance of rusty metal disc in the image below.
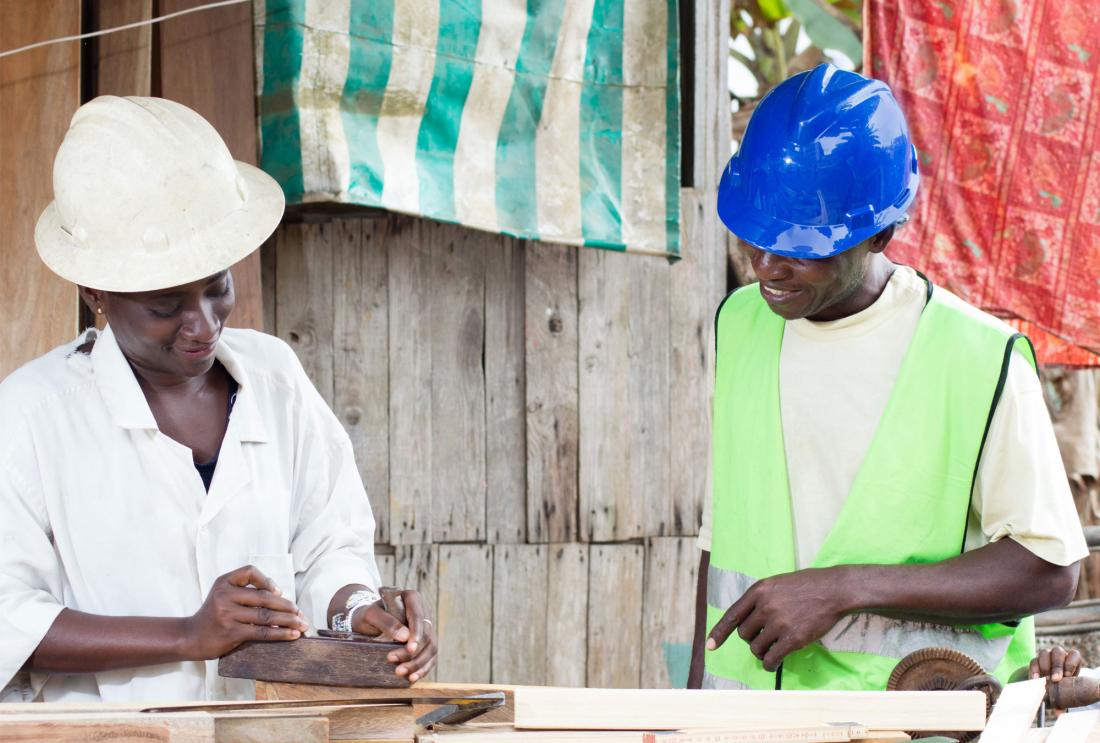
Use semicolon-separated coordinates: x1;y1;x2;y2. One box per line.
887;647;1000;742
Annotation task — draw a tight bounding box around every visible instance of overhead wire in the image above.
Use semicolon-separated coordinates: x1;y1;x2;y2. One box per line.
0;0;250;60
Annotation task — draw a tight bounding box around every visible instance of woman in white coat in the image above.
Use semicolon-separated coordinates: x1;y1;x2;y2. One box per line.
0;96;436;702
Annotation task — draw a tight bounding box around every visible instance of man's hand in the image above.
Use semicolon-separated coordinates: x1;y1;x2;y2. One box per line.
1030;646;1084;684
706;566;853;671
353;589;438;683
182;565;309;660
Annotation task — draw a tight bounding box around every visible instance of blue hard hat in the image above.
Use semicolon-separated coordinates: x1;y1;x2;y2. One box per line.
717;63;919;259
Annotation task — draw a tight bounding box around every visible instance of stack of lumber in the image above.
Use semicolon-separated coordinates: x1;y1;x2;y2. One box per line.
16;680;1100;743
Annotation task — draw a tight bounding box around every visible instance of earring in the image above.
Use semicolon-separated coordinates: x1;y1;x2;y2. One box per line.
96;306;103;315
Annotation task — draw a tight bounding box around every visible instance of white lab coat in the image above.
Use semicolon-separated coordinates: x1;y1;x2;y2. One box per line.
0;325;381;702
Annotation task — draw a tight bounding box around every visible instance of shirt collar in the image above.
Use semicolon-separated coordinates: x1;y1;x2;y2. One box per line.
214;336;268;443
90;325;158;430
91;325;269;442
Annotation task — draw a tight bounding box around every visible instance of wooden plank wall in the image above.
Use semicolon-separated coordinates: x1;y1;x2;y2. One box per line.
266;0;730;689
0;0;263;377
0;1;82;380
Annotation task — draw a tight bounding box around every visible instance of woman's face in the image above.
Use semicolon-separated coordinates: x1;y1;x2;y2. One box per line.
84;270;235;380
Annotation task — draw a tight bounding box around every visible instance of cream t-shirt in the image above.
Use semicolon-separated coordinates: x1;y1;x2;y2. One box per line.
699;266;1088;569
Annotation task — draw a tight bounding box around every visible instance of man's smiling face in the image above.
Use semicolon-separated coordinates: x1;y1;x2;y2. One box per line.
745;229;893;322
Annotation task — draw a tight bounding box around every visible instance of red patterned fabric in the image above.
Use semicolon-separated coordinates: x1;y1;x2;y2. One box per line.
867;0;1100;366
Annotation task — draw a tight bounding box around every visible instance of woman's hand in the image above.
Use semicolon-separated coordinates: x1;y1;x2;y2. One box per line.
1030;646;1084;683
353;589;438;683
182;565;309;660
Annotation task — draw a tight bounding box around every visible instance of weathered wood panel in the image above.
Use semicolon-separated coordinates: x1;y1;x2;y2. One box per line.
693;0;732;193
333;218;390;541
95;0;152;97
431;224;486;542
491;544;548;684
525;242;579;543
274;223;334;404
435;545;492;683
586;544;644;688
388;217;433;544
159;0;263;332
0;1;80;379
669;190;713;536
546;543;589;687
376;553;396;586
393;545;439;613
641;537;698;689
485;236;527;543
579;250;671;541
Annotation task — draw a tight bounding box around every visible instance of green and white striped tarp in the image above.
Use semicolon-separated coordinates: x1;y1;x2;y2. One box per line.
255;0;680;257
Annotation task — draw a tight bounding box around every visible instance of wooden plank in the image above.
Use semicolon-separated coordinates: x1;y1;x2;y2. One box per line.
525;242;579;543
435;545;493;683
274;223;334;404
0;703;397;743
977;678;1046;743
641;538;698;689
492;545;549;685
546;544;588;687
587;544;644;688
159;0;263;331
334;217;391;542
0;719;173;742
0;711;214;742
421;724;876;742
388;217;434;544
94;0;153;97
214;714;328;743
1047;709;1099;743
0;0;80;379
419;731;642;742
512;688;987;732
485;235;527;543
668;190;713;536
430;222;487;542
219;637;407;688
692;0;731;191
579;250;670;541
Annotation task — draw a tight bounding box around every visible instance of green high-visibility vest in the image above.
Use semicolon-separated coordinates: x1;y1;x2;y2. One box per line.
705;279;1037;691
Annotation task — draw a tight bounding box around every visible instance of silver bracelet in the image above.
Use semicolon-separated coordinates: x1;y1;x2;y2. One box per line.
330;587;381;632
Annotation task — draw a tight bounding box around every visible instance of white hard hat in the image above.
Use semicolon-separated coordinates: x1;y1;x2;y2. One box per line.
35;96;285;292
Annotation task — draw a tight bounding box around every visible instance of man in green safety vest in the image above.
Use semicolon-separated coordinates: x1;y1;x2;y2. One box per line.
688;63;1088;692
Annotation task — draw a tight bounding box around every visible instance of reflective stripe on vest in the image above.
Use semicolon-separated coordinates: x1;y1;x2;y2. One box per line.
702;672;749;690
705;281;1037;690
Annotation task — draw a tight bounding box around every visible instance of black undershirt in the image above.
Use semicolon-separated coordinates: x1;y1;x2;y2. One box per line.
194;374;239;491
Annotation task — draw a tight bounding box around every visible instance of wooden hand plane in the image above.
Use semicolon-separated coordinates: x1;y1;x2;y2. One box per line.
219;586;413;688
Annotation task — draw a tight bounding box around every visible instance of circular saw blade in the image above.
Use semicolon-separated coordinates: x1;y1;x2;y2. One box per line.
887;647;986;692
887;647;998;742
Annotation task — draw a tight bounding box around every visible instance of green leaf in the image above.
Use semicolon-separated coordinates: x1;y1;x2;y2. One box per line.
757;0;790;22
785;0;862;67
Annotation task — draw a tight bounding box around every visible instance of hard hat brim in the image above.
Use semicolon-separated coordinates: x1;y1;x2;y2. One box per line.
34;161;286;293
716;158;918;260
